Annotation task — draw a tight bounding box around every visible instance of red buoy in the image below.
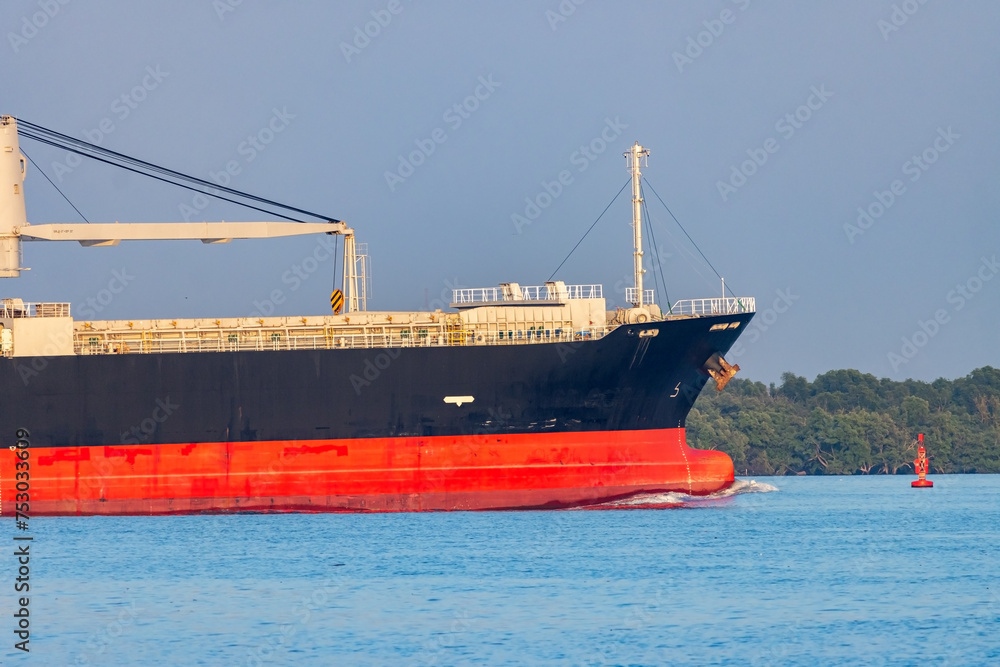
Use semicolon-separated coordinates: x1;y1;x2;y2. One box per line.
911;434;933;488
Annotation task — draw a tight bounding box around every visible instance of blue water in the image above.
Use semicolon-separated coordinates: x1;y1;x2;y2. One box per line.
6;476;999;666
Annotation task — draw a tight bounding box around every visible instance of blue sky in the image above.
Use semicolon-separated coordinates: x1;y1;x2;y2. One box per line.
2;0;998;385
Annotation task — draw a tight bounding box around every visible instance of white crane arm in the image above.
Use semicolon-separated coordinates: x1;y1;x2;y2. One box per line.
17;221;350;246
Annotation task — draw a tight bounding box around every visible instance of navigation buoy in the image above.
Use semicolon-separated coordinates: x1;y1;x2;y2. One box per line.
911;434;933;488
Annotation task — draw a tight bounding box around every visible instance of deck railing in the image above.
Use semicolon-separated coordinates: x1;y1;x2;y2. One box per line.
1;300;71;318
74;326;612;356
665;297;756;316
625;288;656;306
452;284;602;304
66;292;756;357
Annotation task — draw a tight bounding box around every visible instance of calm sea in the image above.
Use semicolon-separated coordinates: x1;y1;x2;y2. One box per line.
6;475;998;666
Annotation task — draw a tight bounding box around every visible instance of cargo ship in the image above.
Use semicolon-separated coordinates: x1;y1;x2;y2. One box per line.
0;116;755;515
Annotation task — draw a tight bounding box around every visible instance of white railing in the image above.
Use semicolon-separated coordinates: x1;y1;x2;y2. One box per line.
565;284;602;299
665;297;756;316
74;326;612;356
452;284;602;304
625;288;656;306
1;300;71;318
452;287;502;304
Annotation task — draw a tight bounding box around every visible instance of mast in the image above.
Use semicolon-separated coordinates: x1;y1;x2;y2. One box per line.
342;232;365;313
625;142;649;308
0;117;27;277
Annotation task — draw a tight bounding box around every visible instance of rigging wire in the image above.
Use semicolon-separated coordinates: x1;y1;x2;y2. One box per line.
20;149;90;223
640;184;670;310
661;222;717;290
332;234;340;292
20;129;310;223
17;119;337;221
641;176;738;298
16;119;341;223
547;179;631;282
641;211;662;306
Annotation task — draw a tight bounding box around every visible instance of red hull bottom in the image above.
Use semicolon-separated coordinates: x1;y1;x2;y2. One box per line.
2;428;734;516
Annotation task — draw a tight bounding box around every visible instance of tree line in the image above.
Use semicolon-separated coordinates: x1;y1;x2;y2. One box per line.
686;366;1000;475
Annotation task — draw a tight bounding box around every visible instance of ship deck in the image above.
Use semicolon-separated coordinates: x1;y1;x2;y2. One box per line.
0;294;754;357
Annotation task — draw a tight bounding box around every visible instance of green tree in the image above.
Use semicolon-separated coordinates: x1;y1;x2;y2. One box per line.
687;366;1000;475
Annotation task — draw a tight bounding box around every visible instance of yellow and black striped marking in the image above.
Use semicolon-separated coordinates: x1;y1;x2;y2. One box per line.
330;289;344;314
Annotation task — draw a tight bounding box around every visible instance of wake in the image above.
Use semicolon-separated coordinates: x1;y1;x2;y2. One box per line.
580;478;778;510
